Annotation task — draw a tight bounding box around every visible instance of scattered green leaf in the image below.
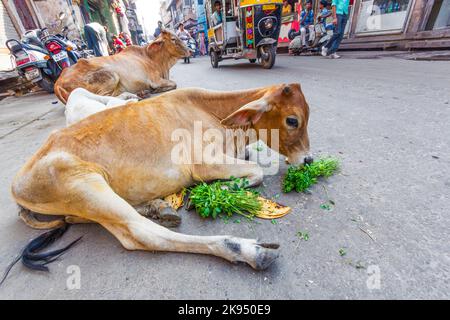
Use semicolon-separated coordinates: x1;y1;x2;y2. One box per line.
296;231;309;241
283;157;339;193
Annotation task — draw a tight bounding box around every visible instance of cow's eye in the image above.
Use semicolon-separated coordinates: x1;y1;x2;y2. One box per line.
286;117;299;128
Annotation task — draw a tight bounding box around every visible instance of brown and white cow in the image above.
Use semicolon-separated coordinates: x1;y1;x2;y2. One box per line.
54;30;189;104
11;84;310;270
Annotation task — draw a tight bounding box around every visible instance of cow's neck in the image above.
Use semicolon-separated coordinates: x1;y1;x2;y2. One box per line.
147;47;178;79
196;87;267;122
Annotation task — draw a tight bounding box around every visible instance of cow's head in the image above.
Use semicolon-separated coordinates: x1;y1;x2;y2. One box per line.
148;30;190;58
221;83;311;165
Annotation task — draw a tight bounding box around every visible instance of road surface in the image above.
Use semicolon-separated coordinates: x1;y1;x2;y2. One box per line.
0;54;449;299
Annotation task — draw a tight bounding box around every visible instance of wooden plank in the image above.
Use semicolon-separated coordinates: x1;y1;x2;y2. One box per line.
406;39;450;48
340;41;400;50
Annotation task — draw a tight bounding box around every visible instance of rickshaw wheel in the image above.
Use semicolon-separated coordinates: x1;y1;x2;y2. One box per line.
260;45;276;69
210;50;219;68
249;59;256;63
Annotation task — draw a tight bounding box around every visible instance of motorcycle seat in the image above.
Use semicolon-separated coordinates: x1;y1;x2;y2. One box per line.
22;43;48;55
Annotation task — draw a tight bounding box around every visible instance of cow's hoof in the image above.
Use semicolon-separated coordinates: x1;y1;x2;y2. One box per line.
253;242;280;270
158;207;181;228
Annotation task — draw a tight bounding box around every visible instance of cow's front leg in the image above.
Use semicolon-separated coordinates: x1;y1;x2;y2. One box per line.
151;78;177;94
192;155;264;187
135;199;181;228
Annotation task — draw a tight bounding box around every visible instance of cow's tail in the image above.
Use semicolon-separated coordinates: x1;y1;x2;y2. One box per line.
0;224;82;287
54;82;69;104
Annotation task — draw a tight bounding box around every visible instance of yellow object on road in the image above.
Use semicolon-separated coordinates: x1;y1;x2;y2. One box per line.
164;191;185;210
255;196;291;219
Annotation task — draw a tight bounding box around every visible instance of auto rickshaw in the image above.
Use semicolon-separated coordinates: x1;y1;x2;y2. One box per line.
206;0;283;69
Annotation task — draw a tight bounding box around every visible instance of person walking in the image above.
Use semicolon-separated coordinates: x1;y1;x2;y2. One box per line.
321;0;350;59
154;21;163;38
84;22;109;57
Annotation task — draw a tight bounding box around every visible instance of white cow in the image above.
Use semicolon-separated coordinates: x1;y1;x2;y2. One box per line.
65;88;139;126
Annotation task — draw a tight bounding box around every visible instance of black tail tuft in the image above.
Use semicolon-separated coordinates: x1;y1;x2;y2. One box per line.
0;225;82;287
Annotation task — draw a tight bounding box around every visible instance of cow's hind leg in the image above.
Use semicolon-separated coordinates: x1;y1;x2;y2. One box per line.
85;70;122;97
135;199;181;228
61;171;278;270
18;206;65;230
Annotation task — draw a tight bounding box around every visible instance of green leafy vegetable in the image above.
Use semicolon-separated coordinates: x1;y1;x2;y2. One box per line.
189;178;262;219
283;157;339;193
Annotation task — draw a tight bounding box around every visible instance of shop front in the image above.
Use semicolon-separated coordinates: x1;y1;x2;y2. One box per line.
354;0;414;35
277;0;450;50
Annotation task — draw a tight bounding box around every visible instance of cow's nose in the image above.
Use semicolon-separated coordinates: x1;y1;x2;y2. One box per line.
304;156;314;165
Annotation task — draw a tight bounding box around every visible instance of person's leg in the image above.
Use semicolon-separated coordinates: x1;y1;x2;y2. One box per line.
300;27;307;46
308;25;315;42
324;24;339;50
329;14;348;54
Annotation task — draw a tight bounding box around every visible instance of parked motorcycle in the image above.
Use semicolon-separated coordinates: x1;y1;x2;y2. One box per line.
6;31;56;93
56;26;94;59
288;21;333;55
39;27;79;71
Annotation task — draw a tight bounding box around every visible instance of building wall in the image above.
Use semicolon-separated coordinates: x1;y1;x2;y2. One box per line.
0;0;19;70
195;0;207;33
32;0;84;39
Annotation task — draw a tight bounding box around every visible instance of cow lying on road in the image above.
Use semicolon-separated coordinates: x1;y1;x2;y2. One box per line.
54;30;189;104
12;84;310;270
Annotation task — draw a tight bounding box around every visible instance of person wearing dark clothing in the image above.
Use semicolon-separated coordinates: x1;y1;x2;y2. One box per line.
154;21;163;38
321;0;350;59
84;22;109;57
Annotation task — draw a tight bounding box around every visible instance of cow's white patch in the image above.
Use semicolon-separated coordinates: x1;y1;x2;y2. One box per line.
65;88;138;126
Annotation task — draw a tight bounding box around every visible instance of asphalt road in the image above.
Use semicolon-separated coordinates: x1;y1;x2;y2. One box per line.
0;54;449;299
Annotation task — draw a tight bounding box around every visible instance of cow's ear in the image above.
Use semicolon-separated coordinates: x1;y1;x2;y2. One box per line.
147;39;163;54
221;98;271;127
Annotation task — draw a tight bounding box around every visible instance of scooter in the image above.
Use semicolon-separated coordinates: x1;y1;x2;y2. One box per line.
39;28;79;71
6;31;57;93
288;21;333;55
181;37;196;63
